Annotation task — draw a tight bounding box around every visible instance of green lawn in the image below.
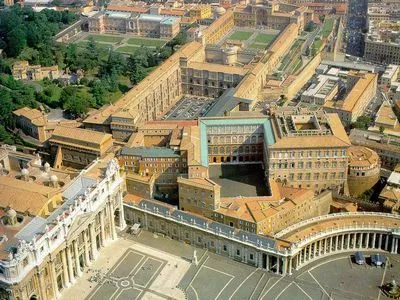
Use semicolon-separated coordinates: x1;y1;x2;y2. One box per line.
75;40;113;50
321;19;334;39
228;31;253;41
311;39;323;55
254;33;276;44
127;37;167;47
248;43;266;50
114;46;138;55
85;35;124;44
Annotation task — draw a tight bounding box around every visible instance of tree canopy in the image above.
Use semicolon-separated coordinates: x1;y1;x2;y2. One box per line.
0;7;78;58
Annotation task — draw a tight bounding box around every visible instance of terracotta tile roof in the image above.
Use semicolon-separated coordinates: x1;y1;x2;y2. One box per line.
0;176;59;215
50;126;112;146
13;107;47;126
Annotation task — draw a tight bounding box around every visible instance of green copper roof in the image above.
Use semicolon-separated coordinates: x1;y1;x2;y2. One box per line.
199;117;276;167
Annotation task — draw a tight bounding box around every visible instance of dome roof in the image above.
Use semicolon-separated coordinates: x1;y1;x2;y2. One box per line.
215;6;226;14
44;162;50;169
6;209;17;218
21;168;29;176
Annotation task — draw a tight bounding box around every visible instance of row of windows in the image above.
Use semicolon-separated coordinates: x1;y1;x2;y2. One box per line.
208;145;262;154
271;149;346;159
271;160;346;169
207;125;262;134
288;172;345;180
208;134;262;145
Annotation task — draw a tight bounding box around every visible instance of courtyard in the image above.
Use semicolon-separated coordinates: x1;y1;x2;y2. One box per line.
209;163;270;197
219;28;279;52
58;230;400;300
163;96;217;120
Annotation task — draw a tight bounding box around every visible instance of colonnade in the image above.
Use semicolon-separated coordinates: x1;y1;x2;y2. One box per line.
292;231;400;270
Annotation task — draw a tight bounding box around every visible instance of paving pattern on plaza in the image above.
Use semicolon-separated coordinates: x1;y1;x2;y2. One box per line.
84;231;399;300
86;249;167;300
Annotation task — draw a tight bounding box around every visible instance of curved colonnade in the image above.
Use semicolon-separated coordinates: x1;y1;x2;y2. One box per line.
277;212;400;273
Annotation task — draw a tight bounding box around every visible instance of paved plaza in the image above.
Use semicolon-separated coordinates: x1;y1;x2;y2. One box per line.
60;231;399;300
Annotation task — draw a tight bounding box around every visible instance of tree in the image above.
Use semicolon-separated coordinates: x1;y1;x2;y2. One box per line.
0;124;16;145
6;27;27;57
127;55;147;85
18;47;40;65
91;80;106;106
60;86;94;116
351;116;373;130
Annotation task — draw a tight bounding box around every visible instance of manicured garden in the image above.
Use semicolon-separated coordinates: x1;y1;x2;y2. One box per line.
228;31;253;41
127;37;167;48
85;34;124;44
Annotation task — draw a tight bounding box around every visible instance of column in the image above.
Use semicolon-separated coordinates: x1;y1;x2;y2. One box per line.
38;270;47;300
360;233;364;248
347;234;350;249
324;238;328;253
108;202;117;240
275;257;280;275
61;249;70;288
319;240;322;256
288;258;292;275
366;233;370;248
341;235;345;251
395;239;399;253
118;192;126;229
385;235;389;251
100;210;106;247
379;234;383;249
296;254;300;269
266;254;270;271
74;240;82;277
313;242;317;258
89;223;98;260
352;233;357;249
66;246;75;284
50;261;61;299
83;230;91;266
282;258;287;276
372;233;377;249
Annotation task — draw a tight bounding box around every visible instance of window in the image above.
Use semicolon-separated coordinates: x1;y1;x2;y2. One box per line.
298;162;304;169
236;249;240;256
223;245;227;251
249;254;254;260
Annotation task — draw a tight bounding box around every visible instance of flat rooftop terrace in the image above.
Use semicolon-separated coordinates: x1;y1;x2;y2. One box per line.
209;163;270;197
